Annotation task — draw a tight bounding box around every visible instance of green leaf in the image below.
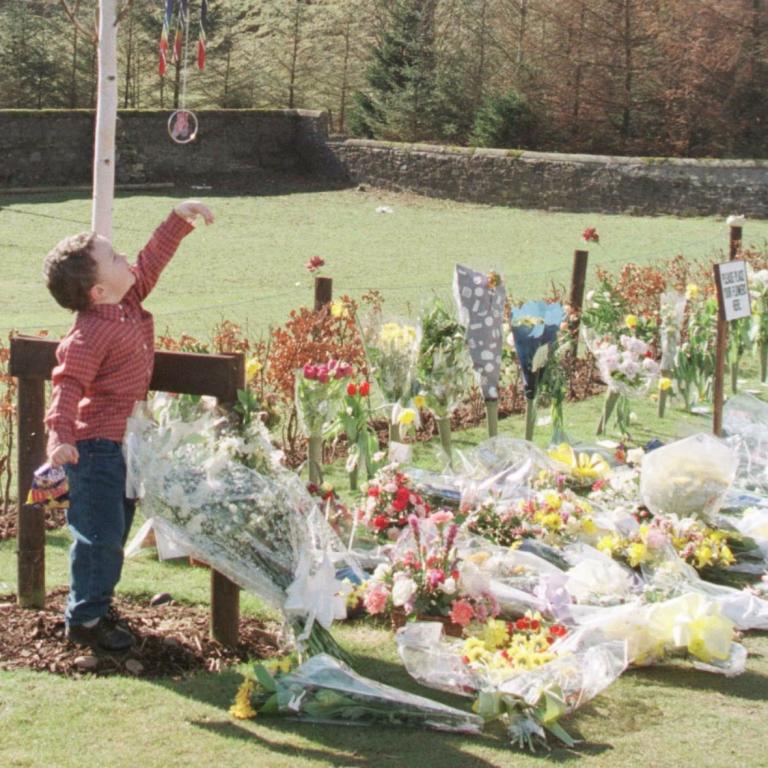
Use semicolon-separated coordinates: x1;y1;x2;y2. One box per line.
252;664;277;693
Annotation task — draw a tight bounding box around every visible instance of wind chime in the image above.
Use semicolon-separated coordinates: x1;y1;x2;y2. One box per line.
159;0;208;144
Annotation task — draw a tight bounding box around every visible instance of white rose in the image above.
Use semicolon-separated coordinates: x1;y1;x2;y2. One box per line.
391;574;417;607
441;577;457;595
372;563;391;582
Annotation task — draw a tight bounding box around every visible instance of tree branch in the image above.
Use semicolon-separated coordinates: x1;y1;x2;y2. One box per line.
58;0;96;42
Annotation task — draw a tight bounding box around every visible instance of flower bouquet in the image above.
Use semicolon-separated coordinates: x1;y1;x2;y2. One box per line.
640;433;737;522
124;394;353;658
359;313;421;445
295;359;352;483
417;299;474;466
507;301;565;441
585;331;660;435
328;377;382;490
362;511;498;633
546;442;612;489
674;288;718;410
657;291;686;417
231;652;483;734
749;268;768;382
358;464;430;544
453;264;507;437
396;618;627;750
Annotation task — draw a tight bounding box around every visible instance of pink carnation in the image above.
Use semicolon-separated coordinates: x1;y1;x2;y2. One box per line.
364;584;389;615
449;599;475;627
430;510;454;525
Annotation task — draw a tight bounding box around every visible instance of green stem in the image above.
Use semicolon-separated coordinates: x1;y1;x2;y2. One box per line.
436;416;453;468
597;390;619;435
524;396;537;442
388;421;400;444
761;345;768;383
486;399;499;438
731;360;739;394
348;464;358;492
308;434;323;485
657;369;671;419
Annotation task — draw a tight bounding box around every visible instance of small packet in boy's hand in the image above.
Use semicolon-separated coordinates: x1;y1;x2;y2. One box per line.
27;463;69;510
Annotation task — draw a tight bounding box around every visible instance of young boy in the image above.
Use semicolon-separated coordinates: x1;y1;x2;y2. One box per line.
43;200;214;651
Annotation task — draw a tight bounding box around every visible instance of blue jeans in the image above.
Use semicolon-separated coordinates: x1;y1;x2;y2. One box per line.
64;439;135;627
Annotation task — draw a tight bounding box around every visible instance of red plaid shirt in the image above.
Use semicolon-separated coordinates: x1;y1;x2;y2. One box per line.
45;212;194;454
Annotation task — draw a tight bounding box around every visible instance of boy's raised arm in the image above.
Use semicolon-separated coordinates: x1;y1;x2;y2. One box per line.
130;201;213;302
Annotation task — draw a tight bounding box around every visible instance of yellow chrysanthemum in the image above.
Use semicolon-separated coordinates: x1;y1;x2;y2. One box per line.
398;408;416;426
229;678;258;719
686;283;700;300
695;544;714;569
413;394;427;409
625;314;638;329
581;518;597;535
543;491;562;510
659;377;672;392
627;541;648;568
481;619;509;651
597;535;618;555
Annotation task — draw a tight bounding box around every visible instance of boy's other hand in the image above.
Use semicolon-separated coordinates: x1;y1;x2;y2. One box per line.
50;443;79;467
174;200;214;225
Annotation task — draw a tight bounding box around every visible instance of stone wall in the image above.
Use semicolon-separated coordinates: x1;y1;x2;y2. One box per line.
0;109;329;188
326;139;768;218
2;109;767;217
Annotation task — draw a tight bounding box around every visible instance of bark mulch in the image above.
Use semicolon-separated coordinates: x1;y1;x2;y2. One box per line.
0;506;67;542
0;586;280;679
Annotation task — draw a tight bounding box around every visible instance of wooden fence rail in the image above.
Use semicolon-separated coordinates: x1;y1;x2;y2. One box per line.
10;335;245;645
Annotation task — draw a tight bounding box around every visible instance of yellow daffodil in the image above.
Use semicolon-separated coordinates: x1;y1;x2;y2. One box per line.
245;358;262;383
574;452;610;482
398;408;416;426
413;394;427;409
719;544;735;566
625;314;638;329
686;283;700;300
659;377;672;391
229;678;258;719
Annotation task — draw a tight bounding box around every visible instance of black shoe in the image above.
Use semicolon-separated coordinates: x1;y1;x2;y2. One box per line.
66;618;135;652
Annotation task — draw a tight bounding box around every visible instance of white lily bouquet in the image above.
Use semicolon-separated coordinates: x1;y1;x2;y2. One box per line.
124;393;355;658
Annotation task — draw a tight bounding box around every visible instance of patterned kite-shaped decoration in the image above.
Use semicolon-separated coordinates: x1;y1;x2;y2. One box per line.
453;264;506;400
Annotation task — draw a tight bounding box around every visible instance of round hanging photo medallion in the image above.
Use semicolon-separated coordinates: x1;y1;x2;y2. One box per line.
168;109;198;144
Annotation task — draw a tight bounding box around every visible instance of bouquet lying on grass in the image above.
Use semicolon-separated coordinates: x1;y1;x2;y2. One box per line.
124;393;356;657
231;653;483;734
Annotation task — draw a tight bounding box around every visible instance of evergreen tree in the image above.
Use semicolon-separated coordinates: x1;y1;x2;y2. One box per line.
350;0;440;141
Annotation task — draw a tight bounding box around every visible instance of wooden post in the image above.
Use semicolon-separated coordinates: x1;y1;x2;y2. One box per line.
15;378;47;608
314;276;333;312
10;336;245;646
210;352;245;646
568;249;589;354
713;225;742;436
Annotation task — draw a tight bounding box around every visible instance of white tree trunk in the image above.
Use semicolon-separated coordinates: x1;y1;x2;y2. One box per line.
92;0;119;239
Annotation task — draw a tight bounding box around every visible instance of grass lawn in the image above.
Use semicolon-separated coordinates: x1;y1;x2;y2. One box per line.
3;185;768;341
2;185;768;767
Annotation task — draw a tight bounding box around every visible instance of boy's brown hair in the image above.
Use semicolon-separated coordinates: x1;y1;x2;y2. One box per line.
43;232;98;311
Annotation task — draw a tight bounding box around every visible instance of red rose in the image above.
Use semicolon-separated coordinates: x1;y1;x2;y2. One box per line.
395;486;410;505
359;381;371;396
368;486;380;497
347;382;357;396
530;619;540;631
392;497;407;512
515;617;530;631
372;515;389;531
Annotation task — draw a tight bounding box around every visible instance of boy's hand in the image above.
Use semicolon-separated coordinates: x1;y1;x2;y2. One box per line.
174;200;214;225
50;443;79;467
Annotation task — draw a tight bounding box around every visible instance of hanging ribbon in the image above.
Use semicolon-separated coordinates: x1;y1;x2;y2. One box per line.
173;0;188;64
159;0;175;76
197;0;208;71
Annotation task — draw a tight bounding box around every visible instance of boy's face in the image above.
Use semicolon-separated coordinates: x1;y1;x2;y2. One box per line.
89;235;136;304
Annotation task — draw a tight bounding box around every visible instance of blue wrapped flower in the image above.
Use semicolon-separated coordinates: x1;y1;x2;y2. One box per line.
509;301;565;400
